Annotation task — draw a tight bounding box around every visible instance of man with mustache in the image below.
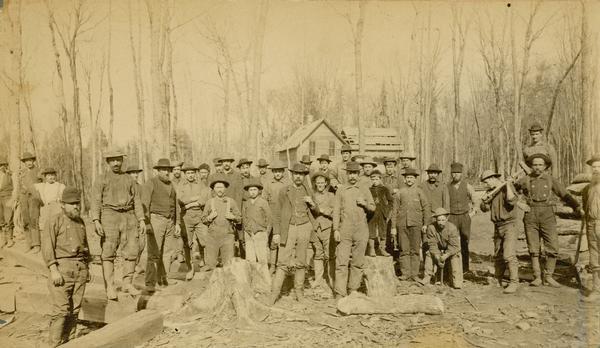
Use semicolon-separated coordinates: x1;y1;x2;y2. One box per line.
582;154;600;302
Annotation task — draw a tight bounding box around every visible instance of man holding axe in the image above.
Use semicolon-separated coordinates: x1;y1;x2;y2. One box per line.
582;154;600;302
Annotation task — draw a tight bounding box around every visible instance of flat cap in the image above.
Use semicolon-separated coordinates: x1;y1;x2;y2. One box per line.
370;169;383;177
125;164;143;173
20;152;36;161
432;207;450;217
181;163;198;171
198;163;211;171
219;156;235;163
528;121;544;132
237;158;253;168
398;152;416;160
103;148;126;159
41;167;57;175
383;156;397;164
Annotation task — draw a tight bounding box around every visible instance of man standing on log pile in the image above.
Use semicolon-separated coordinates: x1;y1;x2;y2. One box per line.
391;168;431;281
269;163;319;304
41;187;89;347
201;175;242;271
514;153;583;287
447;162;476;275
263;160;290;273
523;122;558;178
142;158;181;290
382;156;402;195
178;163;212;280
242;178;271;265
479;170;519;294
335;144;354;187
419;208;462;288
310;171;335;288
0;157;14;248
367;169;393;257
332;161;375;298
92;150;146;299
19;152;42;253
582;155;600;302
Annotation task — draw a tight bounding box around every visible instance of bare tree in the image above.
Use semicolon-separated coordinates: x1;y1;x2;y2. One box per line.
450;3;470;162
249;0;269;157
107;0;115;146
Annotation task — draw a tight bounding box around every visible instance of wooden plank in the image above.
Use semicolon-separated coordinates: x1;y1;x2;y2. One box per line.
337;292;444;315
62;310;163;348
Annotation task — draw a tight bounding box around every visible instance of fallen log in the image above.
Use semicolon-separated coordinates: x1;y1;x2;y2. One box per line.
61;309;163;348
362;256;398;297
336;291;444;315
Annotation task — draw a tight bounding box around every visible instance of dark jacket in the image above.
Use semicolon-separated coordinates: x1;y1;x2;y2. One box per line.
272;184;319;245
368;185;393;239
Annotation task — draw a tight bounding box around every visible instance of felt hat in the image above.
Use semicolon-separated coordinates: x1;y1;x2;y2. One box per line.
370;169;383;177
289;162;310;174
398;152;416;160
103;148;126;159
586;155;600;166
209;175;230;189
351;154;365;162
360;157;377;167
41;167;57;175
432;207;450;217
383;156;397;164
426;164;442;173
344;161;361;172
526;153;552;166
219;156;235;163
340;144;353;153
181;163;198;172
20;152;36;161
237;158;253;168
153;158;173;169
450;162;464;173
61;187;81;204
257;159;269;167
269;160;288;170
125;164;143;173
317;154;332;163
528;121;544;132
172;161;184;168
198;163;211;171
244;178;263;190
299;155;312;165
402;168;420;177
480;170;501;182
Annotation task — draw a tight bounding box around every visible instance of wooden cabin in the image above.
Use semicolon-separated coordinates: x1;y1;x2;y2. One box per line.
340;127;403;161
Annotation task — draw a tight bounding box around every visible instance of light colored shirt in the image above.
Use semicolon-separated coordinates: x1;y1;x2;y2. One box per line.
333;183;375;231
35;182;66;206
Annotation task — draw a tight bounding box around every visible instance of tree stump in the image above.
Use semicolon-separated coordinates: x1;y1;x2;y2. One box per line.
337;292;444;315
362;256;399;297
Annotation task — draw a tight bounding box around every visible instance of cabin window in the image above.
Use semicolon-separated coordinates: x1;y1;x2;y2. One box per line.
328;141;335;156
309;141;316;156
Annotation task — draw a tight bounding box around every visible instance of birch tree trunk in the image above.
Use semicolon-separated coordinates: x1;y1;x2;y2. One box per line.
354;1;366;154
249;0;269;157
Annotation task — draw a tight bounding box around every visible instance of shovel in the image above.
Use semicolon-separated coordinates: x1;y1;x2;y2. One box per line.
572;219;586;288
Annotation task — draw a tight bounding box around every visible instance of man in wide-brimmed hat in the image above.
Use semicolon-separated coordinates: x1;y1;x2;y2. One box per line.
269;163;319;304
332;161;375;298
142;158;181;291
41;187;89;347
0;157;14;248
34;168;66;238
420;164;449;224
479;169;519;294
19;151;42;253
523;121;558;177
447;162;476;275
335;144;354;186
419;208;462;289
91;149;146;299
514;153;582;288
262;159;290;273
177;163;212;280
582;154;600;302
391;168;431;281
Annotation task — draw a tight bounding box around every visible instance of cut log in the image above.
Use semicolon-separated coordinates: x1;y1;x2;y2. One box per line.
337;291;444;315
362;256;398;297
61;309;163;348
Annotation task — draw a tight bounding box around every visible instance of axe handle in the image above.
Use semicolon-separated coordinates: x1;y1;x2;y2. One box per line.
574;219;585;265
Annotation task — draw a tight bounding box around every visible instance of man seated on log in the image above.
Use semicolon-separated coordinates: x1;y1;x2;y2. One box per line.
582;154;600;302
391;168;431;281
367;169;393;257
41;187;89;347
419;208;462;289
332;161;375;299
269;163;319;304
310;171;335;289
201;175;241;271
479;170;519;294
242;178;272;265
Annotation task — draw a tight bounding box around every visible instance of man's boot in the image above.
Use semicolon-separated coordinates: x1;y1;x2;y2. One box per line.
410;254;421;281
122;260;141;296
367;239;376;257
102;261;118;300
494;261;506;287
583;271;600;303
269;248;277;274
294;268;306;302
312;259;325;287
4;227;14;248
503;260;519;294
543;257;561;288
377;238;390;256
268;268;286;305
64;314;78;342
48;316;66;347
530;256;542;286
398;255;411;280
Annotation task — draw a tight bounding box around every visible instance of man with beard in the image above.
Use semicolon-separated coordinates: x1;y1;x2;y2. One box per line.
171;161;184;187
514;153;581;287
382;157;402;195
92;150;146;299
447;162;476;274
0;157;14;248
420;164;450;224
582;154;600;302
333;161;375;298
263;160;290;273
523;122;558;177
335;144;354;187
198;163;211;187
269;163;319;304
41;187;89;347
19;152;42;253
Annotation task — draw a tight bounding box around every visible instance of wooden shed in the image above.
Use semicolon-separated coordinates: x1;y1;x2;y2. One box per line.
276;118;347;166
340;127;403;160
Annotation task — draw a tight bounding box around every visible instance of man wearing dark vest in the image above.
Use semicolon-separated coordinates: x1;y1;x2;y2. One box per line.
514;153;581;287
447;162;476;274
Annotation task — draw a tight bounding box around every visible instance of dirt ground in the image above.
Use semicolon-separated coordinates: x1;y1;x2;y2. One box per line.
1;212;599;347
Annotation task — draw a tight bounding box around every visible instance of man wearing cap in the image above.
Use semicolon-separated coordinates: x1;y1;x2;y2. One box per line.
382;157;403;194
125;164;144;185
257;159;272;185
201;175;242;270
419;208;462;289
398;152;416;175
316;154;339;190
263;160;290;272
447;162;476;274
41;187;89;347
480;170;519;293
171;161;184;187
177;163;212;280
420;164;450;223
213;158;223;174
19;152;42;253
335;144;353;186
269;163;319;304
332;161;375;298
142;158;181;289
368;169;393;257
523;121;558;177
198;163;211;187
582;154;600;302
34;168;66;236
92;150;145;299
0;158;14;248
358;157;377;192
391;168;431;280
242;178;272;264
311;171;336;287
514;153;582;287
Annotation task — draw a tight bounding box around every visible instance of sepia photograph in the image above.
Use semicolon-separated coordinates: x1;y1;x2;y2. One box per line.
0;0;599;346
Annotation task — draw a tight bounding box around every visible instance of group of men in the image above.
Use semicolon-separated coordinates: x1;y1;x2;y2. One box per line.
2;121;600;346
